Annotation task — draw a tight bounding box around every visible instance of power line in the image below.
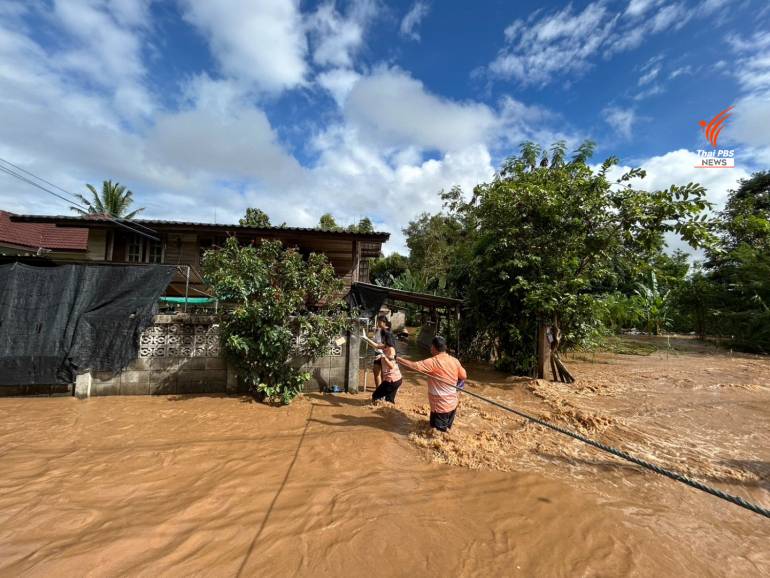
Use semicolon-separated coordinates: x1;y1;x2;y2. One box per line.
0;157;159;237
0;160;159;242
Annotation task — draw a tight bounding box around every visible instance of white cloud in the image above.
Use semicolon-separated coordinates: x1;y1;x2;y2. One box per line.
489;2;615;86
729;31;770;94
309;126;495;250
724;31;770;165
638;64;661;86
147;108;303;187
317;68;362;106
400;1;430;41
179;0;308;92
604;107;636;138
488;1;701;86
306;0;378;69
343;67;496;152
669;65;693;79
44;0;154;119
624;0;664;18
0;1;580;255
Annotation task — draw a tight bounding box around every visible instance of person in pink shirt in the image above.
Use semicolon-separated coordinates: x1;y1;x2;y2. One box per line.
399;336;467;431
371;326;403;403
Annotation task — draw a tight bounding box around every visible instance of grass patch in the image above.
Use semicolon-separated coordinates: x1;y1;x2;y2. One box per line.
573;335;660;356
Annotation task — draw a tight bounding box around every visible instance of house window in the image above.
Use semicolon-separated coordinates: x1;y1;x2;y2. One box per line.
125;234;164;264
358;258;370;283
147;241;163;264
127;235;143;263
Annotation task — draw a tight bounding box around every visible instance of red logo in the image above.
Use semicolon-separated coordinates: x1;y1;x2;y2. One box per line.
699;105;733;148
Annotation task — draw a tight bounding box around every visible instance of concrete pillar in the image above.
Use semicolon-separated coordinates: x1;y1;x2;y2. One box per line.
226;364;238;395
345;325;361;394
74;371;92;399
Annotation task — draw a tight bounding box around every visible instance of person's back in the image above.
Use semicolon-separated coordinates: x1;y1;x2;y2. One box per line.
417;351;464;413
398;336;467;431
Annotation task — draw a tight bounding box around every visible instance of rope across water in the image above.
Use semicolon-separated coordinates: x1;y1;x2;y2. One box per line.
395;361;770;520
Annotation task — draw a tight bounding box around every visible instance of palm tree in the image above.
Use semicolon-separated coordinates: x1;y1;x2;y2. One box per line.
71;180;144;219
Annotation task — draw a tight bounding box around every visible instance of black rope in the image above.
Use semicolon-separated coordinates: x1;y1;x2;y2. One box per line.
398;362;770;520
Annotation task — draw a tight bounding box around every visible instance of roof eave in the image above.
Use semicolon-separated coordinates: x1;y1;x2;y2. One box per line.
9;215;390;242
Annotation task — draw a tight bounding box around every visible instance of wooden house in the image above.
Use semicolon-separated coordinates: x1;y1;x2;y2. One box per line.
9;214;389;296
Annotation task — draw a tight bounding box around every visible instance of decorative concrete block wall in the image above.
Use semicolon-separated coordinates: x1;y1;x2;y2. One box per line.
75;315;361;397
76;314;230;397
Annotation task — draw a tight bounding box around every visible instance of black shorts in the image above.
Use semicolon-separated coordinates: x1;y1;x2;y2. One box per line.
430;409;457;431
372;379;402;403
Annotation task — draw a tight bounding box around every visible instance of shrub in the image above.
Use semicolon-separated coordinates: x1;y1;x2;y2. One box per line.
202;237;348;404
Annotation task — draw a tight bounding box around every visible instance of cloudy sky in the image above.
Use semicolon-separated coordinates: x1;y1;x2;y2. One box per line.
0;0;769;253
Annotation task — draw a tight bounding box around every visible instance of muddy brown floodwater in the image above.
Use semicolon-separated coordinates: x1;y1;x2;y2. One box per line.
1;337;768;576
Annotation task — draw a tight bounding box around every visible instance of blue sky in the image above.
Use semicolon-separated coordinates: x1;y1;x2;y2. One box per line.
1;0;769;253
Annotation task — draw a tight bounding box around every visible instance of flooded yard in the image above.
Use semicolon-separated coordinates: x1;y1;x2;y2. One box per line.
0;338;768;576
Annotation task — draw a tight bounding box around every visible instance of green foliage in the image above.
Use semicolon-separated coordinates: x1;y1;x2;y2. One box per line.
386;269;430;293
71;180;144;219
664;171;770;352
409;140;713;373
318;214;375;234
369;253;409;285
239;208;271;228
202;237;348;404
402;207;466;293
595;292;639;334
721;170;770;252
351;217;374;233
632;271;671;335
318;213;342;231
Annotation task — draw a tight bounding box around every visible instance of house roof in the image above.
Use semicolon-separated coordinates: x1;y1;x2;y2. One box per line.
352;282;463;309
10;214;391;242
0;211;88;251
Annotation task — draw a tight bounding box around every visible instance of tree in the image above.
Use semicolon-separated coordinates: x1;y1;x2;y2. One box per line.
318;213;342;231
202;237;348;404
318;214;375;233
720;170;770;252
445;141;714;372
632;271;671;335
348;217;374;233
71;180;144;219
695;172;770;351
402;210;465;293
239;208;271;228
369;253;409;285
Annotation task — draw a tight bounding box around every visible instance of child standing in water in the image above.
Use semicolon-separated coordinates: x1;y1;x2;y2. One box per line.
372;323;402;403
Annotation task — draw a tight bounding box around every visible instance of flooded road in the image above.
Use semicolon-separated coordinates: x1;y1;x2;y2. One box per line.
0;338;768;576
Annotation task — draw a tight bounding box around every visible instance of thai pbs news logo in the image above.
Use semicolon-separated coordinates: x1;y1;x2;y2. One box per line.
695;105;735;169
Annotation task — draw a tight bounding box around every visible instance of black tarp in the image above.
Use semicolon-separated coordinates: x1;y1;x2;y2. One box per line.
0;262;175;385
345;282;388;318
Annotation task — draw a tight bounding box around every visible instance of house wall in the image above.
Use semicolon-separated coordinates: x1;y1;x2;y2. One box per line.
105;230;365;294
86;229;107;260
74;314;361;397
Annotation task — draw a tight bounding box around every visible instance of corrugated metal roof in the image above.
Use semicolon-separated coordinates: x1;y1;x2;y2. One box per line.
10;214;390;240
0;211;88;251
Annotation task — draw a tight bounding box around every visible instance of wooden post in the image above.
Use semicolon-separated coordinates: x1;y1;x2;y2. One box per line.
536;321;548;379
351;240;360;283
455;306;461;357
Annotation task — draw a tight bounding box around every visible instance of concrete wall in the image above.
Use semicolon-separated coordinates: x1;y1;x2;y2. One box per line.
75;314;361;397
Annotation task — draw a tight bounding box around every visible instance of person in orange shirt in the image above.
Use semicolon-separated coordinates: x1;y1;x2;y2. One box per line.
398;336;467;432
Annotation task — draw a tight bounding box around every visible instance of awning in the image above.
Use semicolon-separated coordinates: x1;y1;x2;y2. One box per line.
348;282;462;317
159;296;215;304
